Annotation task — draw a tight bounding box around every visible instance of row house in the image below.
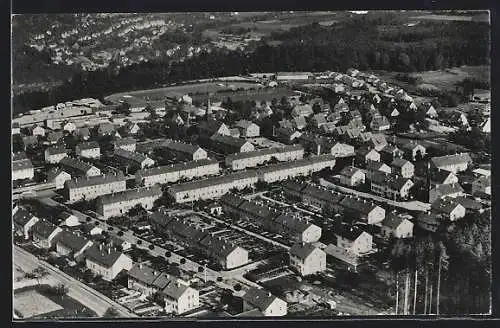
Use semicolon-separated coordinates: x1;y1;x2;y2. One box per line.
12;158;35;181
369;171;414;200
159;140;208;161
113;137;137;152
135;158;220;187
339;196;385;225
76;141;101;159
225;145;304;171
47;168;72;189
281;181;344;214
64;172;127;202
59;156;101;178
44;146;68;163
255;155;336;183
209;134;255;154
114;148;155;170
167;171;259;203
96;186;163;219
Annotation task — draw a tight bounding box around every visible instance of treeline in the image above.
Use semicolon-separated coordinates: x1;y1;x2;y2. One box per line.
12;18;490;113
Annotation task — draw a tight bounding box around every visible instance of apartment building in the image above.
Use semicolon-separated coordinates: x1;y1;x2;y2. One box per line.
339;196;385;225
84;243;133;281
64;172;127;202
113;137;137;152
76;141;101;159
225;145;304;171
12;158;35;181
135;158;219;187
59;156;101;177
160;140;208;161
430;153;473;173
255;155;336;183
114;148;155;170
96;186;162;219
44;146;68;163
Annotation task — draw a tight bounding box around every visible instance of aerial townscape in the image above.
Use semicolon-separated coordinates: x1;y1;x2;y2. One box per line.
12;10;491;319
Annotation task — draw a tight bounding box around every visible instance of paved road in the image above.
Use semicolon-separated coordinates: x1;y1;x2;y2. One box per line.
14;246;137;318
319;179;431;212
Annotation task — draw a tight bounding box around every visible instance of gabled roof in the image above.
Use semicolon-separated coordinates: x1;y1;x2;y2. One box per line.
210;134;248;148
366;160;391;172
114;148;151;164
84;243;127;268
290;243;319;260
199;233;242;258
32;220;60;239
97;186;162;206
128;263;170;287
65;171;125;189
431;198;464;214
340;196;380;215
382;213;411;230
335;225;366;241
56;230;91;252
391;158;412;168
235;120;258;129
13;206;37;226
431;153;472;168
370;134;388;150
197;120;226;135
46;146;68;155
242;288;281;312
431;183;464;196
454;196;483;211
12;158;34;171
77;141;100;150
219;194;246;209
60;157;98;174
136;158;217;178
274;214;317;235
161;140;204;155
430;169;456;184
340;166;364;178
162;280;191;300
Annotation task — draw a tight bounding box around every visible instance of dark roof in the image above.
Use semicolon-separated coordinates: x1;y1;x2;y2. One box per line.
22;136;38;147
97;186;162;205
84;243;126;268
219;194;246;209
340;196;380;215
335;225;366;241
431;198;464;214
282;180;308;194
12;152;28;162
242;288;281;312
290;243;319;260
431;183;464;196
128;263;165;286
46;146;68;155
382;213;409;229
168;171;258;193
114;148;151;164
13;207;37;226
65;171;125;189
136;158;218;178
454;196;483;211
302;184;345;204
431;153;472;168
430;170;456;184
238;200;278;221
60;157;97;174
197;120;226;135
226;145;304;163
162;280;191;300
47;131;64;142
274;214;317;234
210;134;249;148
366;160;390;172
161;140;205;155
149;208;175;228
56;230;91;252
32;220;60;239
77;141;100;150
199;234;242;258
370;171;412;190
391;158;412;168
77;127;91;138
340;166;364;178
114;137;136;147
235;120;258;129
98;122;116;134
255;155;335;175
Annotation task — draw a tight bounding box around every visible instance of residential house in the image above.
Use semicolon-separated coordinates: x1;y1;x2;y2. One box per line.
292;116;307;130
210;134;255;154
311;114;327;129
429;183;465;203
430;153;473;173
356;148;380;164
339;166;366;187
369;134;388;152
330;142;355;158
199;234;249;270
55;230;93;259
275;127;302;145
31;125;46;137
416;212;443;232
381;213;414;239
31;220;63;249
380;145;404;163
365;160;391;179
84;243;133;281
335;226;373;256
399;141;426;161
291;104;313;117
97;122;116;136
59;157;101;178
113;137;137;152
59;212;80;227
128;263;170;296
46;131;64;145
197;120;230;139
160;140;208;161
370;115;391;131
390;108;400;117
47;168;72;189
162;278;199;315
339;197;385;225
12;158;35;181
471;175;491;196
44;146;68;163
289;243;326;276
76;141;101;159
370;171;414;200
426;105;438;118
114;148;155;170
96;186;162;219
430;169;459;186
235;120;260;138
242;288;287;316
431;199;466;221
12;206;39;240
106;236;132;252
119;122;141;136
391;158;414;178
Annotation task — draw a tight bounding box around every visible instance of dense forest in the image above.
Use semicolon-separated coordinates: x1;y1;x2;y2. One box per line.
13;15;490;113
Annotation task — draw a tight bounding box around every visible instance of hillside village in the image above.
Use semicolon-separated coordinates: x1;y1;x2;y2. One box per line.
12;67;491;317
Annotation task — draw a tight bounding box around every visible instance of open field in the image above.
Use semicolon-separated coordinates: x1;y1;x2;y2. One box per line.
14;288;63;318
411;66;490;91
411;14;490;22
105;81;263;106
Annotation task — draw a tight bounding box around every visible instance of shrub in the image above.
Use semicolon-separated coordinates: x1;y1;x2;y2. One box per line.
180;258;186;264
233;283;242;291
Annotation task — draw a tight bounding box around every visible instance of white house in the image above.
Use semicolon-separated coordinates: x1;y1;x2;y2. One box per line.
242;287;287;316
76;142;101;159
289;243;326;276
162;280;199;315
431;199;466;221
44;146;68;163
391;158;414;178
13;206;40;240
84;244;133;281
330;142;355;158
55;230;93;259
31;220;63;249
335;227;373;256
339;166;366;187
235;120;260;138
381;214;414;239
47;169;72;189
430;153;473;173
63;121;77;133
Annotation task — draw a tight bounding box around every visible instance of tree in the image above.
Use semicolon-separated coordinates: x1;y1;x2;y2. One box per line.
180;258;186;265
312;102;322;114
234;283;242;291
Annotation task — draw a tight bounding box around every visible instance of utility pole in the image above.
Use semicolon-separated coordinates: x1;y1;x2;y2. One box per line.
436;254;442;315
424;268;429;314
404;270;410;315
428;283;433;315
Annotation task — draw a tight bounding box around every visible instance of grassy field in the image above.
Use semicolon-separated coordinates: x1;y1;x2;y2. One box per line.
411;65;490;91
105;81;264;106
14;285;97;319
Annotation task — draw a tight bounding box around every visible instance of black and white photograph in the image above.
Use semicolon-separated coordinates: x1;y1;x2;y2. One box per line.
11;10;491;320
